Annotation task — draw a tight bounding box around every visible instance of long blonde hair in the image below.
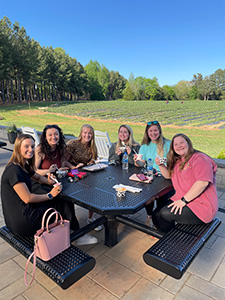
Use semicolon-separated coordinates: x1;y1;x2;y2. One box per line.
7;134;35;171
116;124;139;150
141;122;167;157
167;133;195;176
78;124;97;159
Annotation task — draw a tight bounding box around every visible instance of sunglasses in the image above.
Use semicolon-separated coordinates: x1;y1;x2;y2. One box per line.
147;121;159;125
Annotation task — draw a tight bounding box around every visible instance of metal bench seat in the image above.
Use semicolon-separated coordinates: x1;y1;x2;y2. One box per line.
143;217;221;279
0;141;7;147
0;226;96;289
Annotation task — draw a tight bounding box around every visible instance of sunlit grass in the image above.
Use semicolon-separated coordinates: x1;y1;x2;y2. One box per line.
0;100;224;158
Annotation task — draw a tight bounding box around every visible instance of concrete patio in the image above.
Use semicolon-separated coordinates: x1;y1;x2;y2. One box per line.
0;137;225;300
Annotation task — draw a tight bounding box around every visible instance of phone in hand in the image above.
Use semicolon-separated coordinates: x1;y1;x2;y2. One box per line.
137;173;148;181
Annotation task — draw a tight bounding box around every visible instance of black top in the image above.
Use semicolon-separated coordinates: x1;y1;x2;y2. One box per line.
1;163;80;235
0;163;43;235
108;143;140;165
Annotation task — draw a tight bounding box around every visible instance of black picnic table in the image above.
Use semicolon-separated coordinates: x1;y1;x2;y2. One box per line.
61;164;172;247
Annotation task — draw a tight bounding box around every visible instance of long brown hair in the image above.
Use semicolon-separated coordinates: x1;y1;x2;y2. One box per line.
7;134;35;171
116;124;139;149
167;133;195;176
78;124;97;159
141;121;168;157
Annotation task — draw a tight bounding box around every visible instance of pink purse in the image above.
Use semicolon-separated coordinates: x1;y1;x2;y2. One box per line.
24;208;70;286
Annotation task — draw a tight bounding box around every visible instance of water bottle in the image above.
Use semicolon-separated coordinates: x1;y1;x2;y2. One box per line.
122;151;128;170
147;158;153;176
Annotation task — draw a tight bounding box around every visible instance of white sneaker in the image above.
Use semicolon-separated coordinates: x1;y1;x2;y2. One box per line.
145;215;154;227
76;234;98;246
87;216;103;232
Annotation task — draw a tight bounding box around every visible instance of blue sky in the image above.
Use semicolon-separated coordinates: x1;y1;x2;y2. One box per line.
1;0;225;86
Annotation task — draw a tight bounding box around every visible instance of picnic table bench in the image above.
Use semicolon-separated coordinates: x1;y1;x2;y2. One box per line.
143;217;221;279
0;140;13;151
0;226;96;289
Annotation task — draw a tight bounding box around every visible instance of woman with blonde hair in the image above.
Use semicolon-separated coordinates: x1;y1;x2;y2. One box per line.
108;124;140;165
134;121;172;226
67;124;97;168
67;124;102;231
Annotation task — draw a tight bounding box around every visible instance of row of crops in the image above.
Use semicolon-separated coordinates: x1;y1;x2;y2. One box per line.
46;100;225;129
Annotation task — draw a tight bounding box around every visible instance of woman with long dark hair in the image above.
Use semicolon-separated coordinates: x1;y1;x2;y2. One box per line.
35;124;75;175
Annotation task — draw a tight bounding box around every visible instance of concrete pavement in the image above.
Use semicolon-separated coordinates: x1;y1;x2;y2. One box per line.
0;136;225;300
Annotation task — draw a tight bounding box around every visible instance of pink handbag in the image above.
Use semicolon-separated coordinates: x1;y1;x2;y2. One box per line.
24;208;70;286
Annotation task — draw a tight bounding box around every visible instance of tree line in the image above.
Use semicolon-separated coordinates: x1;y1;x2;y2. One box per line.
1;16;225;103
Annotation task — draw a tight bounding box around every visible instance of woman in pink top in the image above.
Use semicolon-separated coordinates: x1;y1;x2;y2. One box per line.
152;133;218;233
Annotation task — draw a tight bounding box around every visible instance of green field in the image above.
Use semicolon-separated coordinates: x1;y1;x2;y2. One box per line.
0;100;224;158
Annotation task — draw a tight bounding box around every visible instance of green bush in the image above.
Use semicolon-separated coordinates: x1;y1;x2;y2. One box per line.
217;150;225;159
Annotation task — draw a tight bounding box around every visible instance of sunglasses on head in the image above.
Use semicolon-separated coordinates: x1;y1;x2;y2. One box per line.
147;121;159;126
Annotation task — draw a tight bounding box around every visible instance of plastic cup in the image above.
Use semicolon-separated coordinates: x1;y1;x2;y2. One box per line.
116;187;126;197
136;154;143;161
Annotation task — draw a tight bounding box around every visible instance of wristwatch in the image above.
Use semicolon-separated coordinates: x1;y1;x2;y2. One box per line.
181;197;188;204
47;193;53;200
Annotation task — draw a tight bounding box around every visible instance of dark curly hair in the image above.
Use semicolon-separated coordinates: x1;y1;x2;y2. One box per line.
39;125;66;160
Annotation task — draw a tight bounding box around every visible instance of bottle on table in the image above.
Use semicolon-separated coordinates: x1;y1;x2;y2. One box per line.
147;158;153;176
122;151;128;170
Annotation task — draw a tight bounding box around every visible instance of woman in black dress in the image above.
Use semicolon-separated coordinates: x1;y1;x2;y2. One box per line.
1;134;98;245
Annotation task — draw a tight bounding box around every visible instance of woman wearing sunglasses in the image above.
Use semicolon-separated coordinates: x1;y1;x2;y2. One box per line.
134;121;172;226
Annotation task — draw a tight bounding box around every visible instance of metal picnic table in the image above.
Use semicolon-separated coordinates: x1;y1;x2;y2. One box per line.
61;164;172;247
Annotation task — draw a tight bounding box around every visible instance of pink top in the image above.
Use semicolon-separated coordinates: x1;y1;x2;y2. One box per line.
171;152;218;223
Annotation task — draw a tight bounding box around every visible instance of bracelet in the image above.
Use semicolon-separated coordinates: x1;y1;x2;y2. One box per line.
181;197;189;204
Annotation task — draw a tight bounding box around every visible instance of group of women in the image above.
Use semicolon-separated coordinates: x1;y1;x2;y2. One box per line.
1;120;218;243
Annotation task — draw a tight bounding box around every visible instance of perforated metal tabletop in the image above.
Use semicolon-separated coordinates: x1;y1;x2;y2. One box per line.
61;165;172;215
61;165;172;246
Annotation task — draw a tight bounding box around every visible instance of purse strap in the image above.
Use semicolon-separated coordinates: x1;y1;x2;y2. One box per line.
24;240;37;286
41;208;58;230
46;211;64;231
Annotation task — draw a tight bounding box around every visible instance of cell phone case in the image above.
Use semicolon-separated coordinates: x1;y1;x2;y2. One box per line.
137;174;148;181
129;174;153;183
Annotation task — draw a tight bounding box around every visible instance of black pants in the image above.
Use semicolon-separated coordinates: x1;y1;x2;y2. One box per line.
145;189;175;216
152;199;204;233
31;181;80;233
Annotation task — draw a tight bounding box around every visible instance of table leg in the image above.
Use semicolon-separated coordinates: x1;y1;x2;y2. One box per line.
104;216;118;247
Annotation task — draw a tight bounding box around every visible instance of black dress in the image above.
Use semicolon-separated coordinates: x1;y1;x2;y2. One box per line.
1;163;79;236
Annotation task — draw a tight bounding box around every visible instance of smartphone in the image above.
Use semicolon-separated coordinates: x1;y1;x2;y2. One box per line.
137;173;148;181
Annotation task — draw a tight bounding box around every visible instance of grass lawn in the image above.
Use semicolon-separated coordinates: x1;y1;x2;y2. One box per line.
0;100;224;158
